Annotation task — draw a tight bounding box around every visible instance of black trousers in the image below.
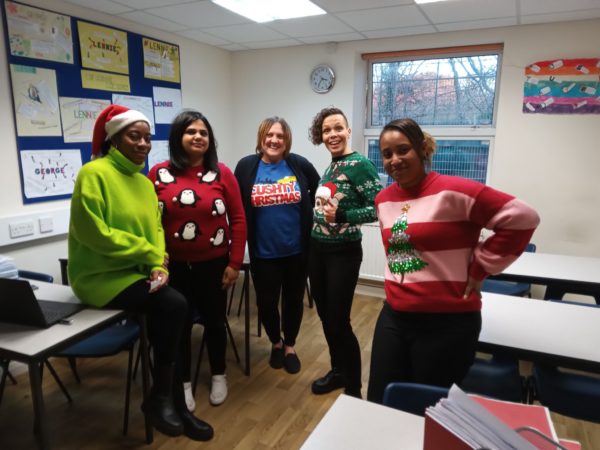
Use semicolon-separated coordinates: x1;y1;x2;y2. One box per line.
367;301;482;404
251;253;306;347
107;279;187;367
308;239;363;391
169;256;229;377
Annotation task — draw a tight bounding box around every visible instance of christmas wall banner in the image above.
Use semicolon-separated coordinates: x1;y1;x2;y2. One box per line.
523;58;600;114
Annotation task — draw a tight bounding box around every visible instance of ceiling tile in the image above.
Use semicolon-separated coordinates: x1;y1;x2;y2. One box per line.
64;0;132;15
520;0;600;15
206;23;289;43
267;15;355;37
176;29;231;46
243;39;304;49
298;32;365;44
419;0;516;23
313;0;413;13
362;25;436;39
120;11;187;32
436;17;517;32
336;5;429;31
521;9;600;25
146;1;250;29
218;43;249;51
113;0;193;8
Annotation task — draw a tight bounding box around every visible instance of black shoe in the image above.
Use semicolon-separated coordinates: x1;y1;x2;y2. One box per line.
179;408;214;441
344;387;362;399
141;393;183;437
284;352;301;374
311;370;345;395
269;345;285;369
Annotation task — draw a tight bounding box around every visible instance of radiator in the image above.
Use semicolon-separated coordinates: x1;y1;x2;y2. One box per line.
359;223;386;281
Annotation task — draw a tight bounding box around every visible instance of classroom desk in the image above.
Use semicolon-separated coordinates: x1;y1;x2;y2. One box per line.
491;252;600;301
479;293;600;372
0;282;134;449
300;394;424;450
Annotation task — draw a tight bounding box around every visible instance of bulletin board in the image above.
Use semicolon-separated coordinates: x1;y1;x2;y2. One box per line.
1;0;182;203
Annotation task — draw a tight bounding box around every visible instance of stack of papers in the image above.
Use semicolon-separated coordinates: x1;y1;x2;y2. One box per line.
425;385;565;450
0;255;18;279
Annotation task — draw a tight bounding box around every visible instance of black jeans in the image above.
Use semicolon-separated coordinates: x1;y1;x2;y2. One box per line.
251;253;306;347
367;302;482;404
308;239;363;391
169;256;229;377
107;279;187;367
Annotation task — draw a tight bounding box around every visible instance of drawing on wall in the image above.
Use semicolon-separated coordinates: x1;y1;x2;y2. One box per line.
153;86;182;124
10;64;62;136
20;149;82;199
5;1;73;64
81;69;130;92
523;58;600;114
59;97;111;143
112;94;155;133
148;140;169;169
78;21;129;74
143;37;180;83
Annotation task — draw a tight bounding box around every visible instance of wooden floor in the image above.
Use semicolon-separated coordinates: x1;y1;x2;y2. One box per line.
1;290;599;449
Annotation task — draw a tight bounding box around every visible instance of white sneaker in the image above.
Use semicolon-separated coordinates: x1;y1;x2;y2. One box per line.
209;374;228;406
183;381;196;412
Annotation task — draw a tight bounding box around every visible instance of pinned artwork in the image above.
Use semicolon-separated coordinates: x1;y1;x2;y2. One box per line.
523;58;600;114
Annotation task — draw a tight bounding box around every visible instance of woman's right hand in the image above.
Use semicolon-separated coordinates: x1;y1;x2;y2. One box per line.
323;200;338;223
148;270;169;293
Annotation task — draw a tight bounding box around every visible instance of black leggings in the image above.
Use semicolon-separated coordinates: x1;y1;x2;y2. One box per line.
251;253;306;347
308;240;363;391
106;279;187;367
367;302;481;404
169;257;229;377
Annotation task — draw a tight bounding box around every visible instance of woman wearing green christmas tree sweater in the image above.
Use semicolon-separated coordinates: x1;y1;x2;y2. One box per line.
308;107;383;399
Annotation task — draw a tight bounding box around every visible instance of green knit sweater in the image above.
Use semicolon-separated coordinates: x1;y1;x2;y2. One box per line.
312;151;382;243
68;147;167;307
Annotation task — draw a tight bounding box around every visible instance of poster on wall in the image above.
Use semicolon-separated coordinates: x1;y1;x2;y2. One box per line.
112;94;155;133
143;37;180;83
10;64;62;136
81;69;130;92
147;140;169;169
523;58;600;114
78;21;129;74
19;149;82;199
59;97;111;143
153;86;182;123
5;1;73;64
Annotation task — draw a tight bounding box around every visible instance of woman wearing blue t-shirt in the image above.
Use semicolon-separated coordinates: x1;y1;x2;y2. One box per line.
235;117;320;374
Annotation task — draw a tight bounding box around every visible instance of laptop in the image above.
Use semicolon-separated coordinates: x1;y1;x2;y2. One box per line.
0;278;85;328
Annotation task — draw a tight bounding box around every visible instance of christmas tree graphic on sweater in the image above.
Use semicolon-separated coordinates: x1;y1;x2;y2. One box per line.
387;204;427;282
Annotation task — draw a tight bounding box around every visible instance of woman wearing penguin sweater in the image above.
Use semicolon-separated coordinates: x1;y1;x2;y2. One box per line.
148;110;246;410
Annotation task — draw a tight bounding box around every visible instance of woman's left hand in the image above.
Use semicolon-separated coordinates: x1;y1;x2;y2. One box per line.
148;270;169;293
323;200;338;223
463;276;483;299
222;266;239;290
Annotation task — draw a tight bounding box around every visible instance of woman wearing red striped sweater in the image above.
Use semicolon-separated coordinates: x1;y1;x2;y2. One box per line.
367;118;540;404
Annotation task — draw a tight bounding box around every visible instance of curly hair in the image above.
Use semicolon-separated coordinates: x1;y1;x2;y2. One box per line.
308;106;348;145
380;118;436;169
255;116;292;157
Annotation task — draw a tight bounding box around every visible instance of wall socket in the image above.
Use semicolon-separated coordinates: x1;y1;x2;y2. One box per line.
9;220;35;238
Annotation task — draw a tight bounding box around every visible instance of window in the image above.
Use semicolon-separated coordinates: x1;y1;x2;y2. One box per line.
363;44;502;185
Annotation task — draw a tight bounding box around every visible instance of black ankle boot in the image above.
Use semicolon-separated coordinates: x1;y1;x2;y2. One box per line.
311;369;345;395
179;408;214;441
142;364;183;436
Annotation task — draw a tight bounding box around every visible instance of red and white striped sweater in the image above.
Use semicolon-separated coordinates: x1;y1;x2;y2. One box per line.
376;172;540;313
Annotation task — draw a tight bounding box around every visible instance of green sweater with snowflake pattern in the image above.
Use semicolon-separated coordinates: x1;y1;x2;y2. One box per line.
311;151;382;243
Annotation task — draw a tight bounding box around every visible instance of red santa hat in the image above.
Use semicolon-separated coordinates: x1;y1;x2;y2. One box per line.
92;104;150;157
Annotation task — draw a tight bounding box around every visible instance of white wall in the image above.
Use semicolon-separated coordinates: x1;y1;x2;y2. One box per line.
0;0;232;280
2;2;599;280
230;19;600;257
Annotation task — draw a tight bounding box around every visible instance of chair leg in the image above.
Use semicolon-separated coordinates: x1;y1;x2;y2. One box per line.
192;328;207;396
0;361;8;404
225;319;241;364
227;282;236;316
44;360;72;403
305;279;314;308
7;370;17;385
236;280;246;317
133;342;153;381
67;357;81;384
123;343;135;436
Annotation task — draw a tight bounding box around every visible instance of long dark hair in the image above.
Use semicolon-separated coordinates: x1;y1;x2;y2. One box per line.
168;109;219;173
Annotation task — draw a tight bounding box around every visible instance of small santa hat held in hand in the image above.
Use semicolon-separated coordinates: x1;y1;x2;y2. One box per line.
92;104;150;158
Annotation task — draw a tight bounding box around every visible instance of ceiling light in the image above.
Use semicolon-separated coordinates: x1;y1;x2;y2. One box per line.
212;0;326;23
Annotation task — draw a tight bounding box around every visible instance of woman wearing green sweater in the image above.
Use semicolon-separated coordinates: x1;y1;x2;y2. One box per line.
68;105;212;442
308;107;383;398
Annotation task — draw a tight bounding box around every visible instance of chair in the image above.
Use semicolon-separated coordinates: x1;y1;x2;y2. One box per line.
460;356;526;402
482;243;537;297
382;382;449;416
528;299;600;423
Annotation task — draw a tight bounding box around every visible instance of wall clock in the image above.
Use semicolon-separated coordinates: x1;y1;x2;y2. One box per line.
310;64;335;93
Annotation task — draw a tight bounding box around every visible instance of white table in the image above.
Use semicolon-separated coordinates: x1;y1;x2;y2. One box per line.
480;293;600;372
492;252;600;301
0;282;129;449
301;394;424;450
